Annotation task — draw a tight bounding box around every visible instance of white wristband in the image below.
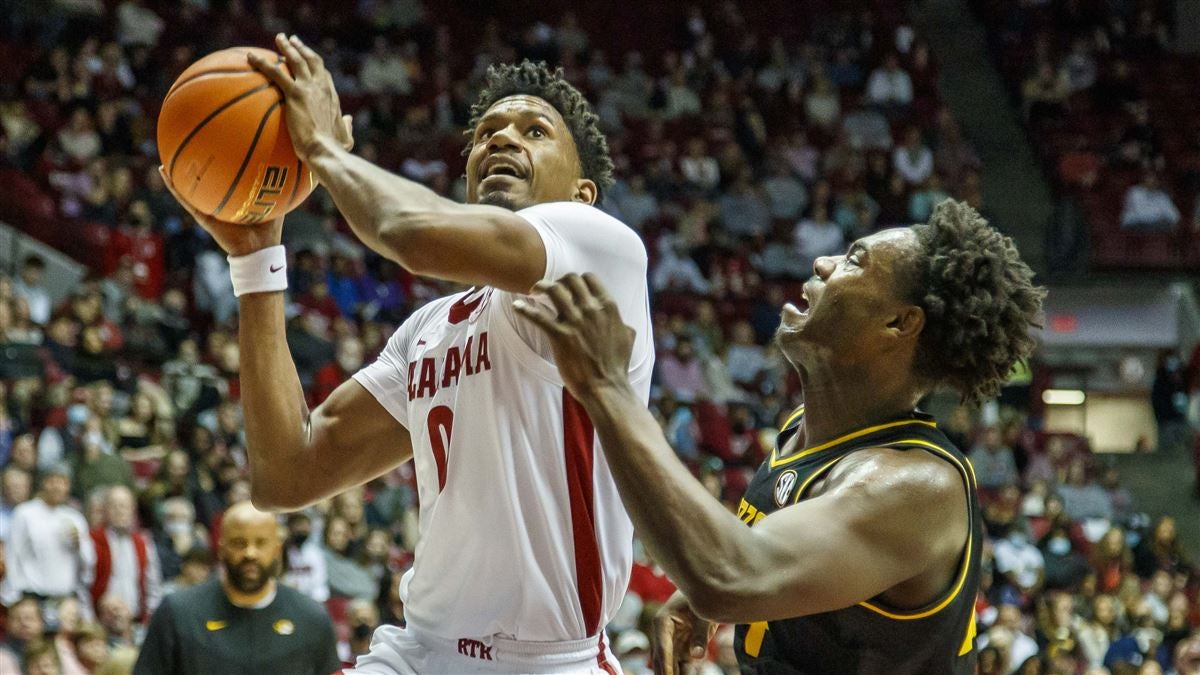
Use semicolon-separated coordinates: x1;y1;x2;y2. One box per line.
228;245;288;298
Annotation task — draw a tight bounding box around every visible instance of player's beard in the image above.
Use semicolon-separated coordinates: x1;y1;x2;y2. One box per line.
223;557;280;594
478;188;522;211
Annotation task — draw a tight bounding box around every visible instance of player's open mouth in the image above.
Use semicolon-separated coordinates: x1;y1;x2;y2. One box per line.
482;156;527;180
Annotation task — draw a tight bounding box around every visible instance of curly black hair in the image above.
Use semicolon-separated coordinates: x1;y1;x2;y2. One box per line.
908;200;1046;405
464;60;614;202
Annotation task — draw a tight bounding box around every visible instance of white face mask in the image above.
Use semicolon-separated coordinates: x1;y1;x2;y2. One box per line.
1048;538;1071;556
164;521;191;537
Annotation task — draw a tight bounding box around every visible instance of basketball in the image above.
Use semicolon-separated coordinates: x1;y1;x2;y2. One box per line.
156;46;314;224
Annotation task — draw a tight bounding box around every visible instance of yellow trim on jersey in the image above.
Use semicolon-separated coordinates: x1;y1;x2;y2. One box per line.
770;418;937;468
780;405;806;432
856;438;975;621
744;621;768;657
959;613;977;656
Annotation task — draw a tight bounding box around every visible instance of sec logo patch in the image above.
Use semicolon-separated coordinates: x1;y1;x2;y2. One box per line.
774;469;798;506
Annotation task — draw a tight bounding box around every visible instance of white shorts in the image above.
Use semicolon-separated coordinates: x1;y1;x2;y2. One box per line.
344;622;621;675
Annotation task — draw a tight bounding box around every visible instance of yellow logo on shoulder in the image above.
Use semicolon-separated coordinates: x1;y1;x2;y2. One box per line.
273;619;295;635
205;620;227;631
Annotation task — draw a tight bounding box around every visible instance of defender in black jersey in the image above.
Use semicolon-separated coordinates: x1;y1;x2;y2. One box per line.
515;200;1044;674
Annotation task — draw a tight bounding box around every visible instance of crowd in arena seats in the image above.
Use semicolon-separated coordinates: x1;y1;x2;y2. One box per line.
0;1;1197;674
970;0;1200;270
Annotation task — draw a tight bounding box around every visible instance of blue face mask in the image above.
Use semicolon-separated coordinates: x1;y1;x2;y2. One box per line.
67;404;89;427
1048;537;1071;556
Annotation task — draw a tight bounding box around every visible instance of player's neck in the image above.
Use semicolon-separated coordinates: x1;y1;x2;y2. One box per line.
797;364;921;451
223;578;277;608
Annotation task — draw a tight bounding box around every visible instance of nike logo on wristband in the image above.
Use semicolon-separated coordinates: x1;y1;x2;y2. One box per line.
269;264;283;273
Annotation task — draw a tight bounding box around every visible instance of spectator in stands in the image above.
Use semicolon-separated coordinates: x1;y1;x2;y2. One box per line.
153;496;207;583
651;236;710;295
322;516;375;602
792;204;844;269
284;512;330;604
1059;459;1114;522
312;336;364;405
718;175;771;238
21;639;60;675
680;137;720;195
97;594;135;648
13;256;51;326
1;463;94;607
343;598;381;663
971;425;1020;489
89;485;161;624
1120;172;1181;231
359;36;414;96
1091;527;1134;594
1;595;43;664
842;107;893;152
1151;350;1192;456
724;322;766;390
893;126;934;186
1134;516;1191;577
761;158;808;221
993;524;1046;601
804;74;841;130
610;174;660;231
865;52;914;114
74;444;131;517
1022;62;1070;126
0;465;31;542
908;174;950;222
657;336;707;404
1063;37;1098;93
1039;521;1091;591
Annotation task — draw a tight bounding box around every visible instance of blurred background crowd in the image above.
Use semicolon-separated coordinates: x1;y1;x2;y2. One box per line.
0;0;1198;674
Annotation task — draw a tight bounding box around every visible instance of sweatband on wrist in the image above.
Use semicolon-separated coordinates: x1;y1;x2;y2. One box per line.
228;245;288;297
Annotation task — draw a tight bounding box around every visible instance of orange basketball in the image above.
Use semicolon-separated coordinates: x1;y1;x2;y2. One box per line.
157;47;315;224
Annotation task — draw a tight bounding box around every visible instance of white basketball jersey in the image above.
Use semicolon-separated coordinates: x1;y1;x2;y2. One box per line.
353;202;654;642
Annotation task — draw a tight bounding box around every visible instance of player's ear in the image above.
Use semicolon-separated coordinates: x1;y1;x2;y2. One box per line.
572;178;597;205
885;305;924;340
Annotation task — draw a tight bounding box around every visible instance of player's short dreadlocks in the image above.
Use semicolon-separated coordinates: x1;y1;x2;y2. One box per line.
465;60;615;202
907;200;1046;405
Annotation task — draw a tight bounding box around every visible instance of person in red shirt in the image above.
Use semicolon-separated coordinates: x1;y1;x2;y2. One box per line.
311;336;364;405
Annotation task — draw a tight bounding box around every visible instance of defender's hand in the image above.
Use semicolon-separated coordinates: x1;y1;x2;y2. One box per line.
652;592;716;675
159;166;283;257
249;33;354;162
512;273;635;399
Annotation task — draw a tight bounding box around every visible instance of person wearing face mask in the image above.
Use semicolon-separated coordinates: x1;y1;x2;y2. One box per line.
154;497;209;582
341;599;381;665
992;523;1046;605
71;423;135;502
282;511;329;603
1039;523;1090;591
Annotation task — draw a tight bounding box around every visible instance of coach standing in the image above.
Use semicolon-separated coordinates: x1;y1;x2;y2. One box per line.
133;502;339;675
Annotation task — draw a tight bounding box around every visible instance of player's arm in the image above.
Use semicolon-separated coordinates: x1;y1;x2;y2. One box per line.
515;275;966;623
156;175;413;512
237;293;413;510
250;34;545;294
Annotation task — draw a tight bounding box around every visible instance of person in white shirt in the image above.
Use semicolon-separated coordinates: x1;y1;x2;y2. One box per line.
88;485;162;623
162;46;651;674
1;463;95;607
865;53;914;110
893;126;934;186
12;256;52;326
283;512;330;603
1121;172;1181;231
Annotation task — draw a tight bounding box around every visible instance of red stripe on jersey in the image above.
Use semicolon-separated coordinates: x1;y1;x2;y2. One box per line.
598;632;619;675
563;389;603;636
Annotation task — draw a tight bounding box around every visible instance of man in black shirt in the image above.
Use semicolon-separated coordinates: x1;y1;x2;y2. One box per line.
134;502;339;675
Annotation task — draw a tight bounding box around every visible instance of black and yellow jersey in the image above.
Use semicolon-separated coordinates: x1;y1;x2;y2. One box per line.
733;407;981;675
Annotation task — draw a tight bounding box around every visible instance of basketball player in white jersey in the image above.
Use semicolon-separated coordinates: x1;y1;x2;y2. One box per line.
160;34;652;673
